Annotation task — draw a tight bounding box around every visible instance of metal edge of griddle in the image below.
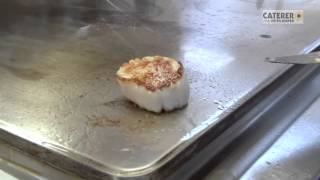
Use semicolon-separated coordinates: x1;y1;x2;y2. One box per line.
199;74;320;178
161;40;320;180
0;38;320;180
0;125;113;180
194;66;320;180
187;58;320;179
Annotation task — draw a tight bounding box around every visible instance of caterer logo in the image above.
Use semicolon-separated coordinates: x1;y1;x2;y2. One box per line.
262;10;304;24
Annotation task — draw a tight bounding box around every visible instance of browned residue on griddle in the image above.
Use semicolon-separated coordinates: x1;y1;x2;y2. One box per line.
86;115;120;127
102;98;134;108
86;114;157;133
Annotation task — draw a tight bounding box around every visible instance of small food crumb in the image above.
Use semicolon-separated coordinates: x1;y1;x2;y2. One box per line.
217;105;225;110
214;100;220;104
121;148;130;152
260;34;272;39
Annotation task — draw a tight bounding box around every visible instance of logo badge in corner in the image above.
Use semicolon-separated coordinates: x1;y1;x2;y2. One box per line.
262;10;304;24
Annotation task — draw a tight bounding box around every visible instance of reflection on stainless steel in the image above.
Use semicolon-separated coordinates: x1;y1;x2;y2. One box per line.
0;139;82;180
0;0;320;179
241;96;320;180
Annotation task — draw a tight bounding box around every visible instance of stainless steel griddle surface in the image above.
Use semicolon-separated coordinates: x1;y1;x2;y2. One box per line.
0;0;319;178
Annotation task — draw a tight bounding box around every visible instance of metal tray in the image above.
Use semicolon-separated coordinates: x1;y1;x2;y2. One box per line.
0;1;319;179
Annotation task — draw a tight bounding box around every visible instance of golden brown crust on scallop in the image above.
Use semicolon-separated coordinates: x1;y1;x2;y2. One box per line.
117;56;184;91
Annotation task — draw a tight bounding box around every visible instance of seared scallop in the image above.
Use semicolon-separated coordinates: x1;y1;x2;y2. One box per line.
116;56;189;113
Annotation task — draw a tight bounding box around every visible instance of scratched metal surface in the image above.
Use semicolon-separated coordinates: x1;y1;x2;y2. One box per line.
0;0;319;178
